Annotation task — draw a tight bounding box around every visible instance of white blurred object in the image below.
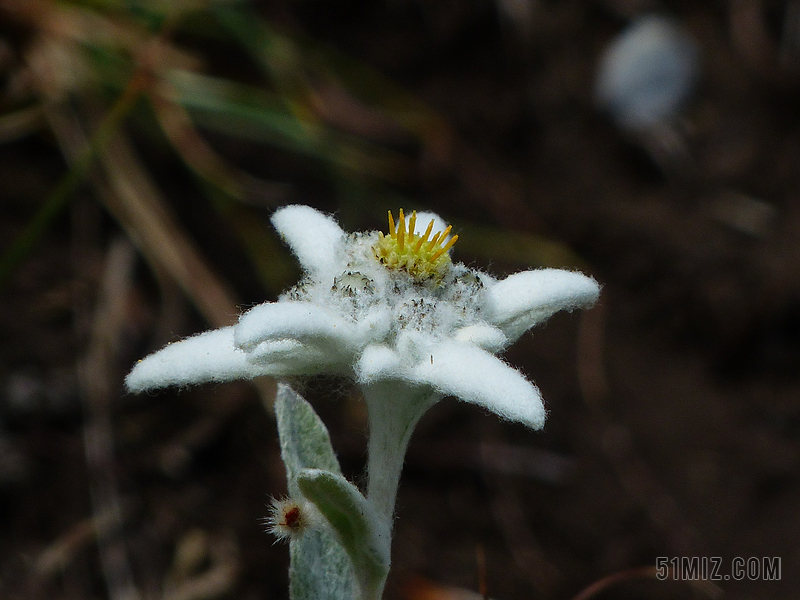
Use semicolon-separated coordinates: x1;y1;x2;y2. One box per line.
595;15;700;130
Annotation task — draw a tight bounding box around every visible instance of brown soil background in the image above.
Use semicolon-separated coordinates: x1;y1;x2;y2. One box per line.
1;1;799;599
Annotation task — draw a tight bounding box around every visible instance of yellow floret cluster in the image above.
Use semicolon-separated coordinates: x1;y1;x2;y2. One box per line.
373;209;458;282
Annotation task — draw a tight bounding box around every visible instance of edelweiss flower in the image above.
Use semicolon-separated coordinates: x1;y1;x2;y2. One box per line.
126;205;599;600
126;205;599;524
127;205;598;426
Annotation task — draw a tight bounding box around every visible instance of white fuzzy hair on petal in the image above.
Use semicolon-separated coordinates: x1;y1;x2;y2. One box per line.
271;205;346;278
485;269;600;342
409;341;546;429
125;327;262;392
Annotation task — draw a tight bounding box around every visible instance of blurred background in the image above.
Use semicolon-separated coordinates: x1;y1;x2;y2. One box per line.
1;0;799;599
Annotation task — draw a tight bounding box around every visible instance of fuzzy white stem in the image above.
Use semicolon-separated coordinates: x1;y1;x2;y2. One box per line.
363;383;438;527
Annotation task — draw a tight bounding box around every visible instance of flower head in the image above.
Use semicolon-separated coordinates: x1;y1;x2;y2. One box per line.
126;205;599;430
265;496;318;543
373;209;457;282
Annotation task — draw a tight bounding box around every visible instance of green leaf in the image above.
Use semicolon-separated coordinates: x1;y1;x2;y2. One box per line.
274;384;357;600
288;528;357;600
275;383;343;491
298;469;390;600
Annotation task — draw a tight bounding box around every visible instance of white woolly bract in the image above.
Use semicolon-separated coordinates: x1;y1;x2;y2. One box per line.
485;269;601;343
125;205;601;433
357;339;545;429
126;327;261;393
271;205;345;277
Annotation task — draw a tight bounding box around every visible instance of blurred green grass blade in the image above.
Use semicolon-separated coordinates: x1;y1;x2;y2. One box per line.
166;70;308;144
211;3;299;81
83;44;136;90
67;0;168;29
0;82;143;288
213;2;321;129
210;4;425;180
167;70;411;180
212;3;445;142
210;3;270;57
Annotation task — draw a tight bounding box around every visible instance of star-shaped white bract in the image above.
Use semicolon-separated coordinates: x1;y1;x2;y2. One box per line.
126;205;599;430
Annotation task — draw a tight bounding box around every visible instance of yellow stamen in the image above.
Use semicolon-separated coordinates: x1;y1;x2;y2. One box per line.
373;209;458;282
397;209;405;251
430;234;459;262
415;219;434;252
